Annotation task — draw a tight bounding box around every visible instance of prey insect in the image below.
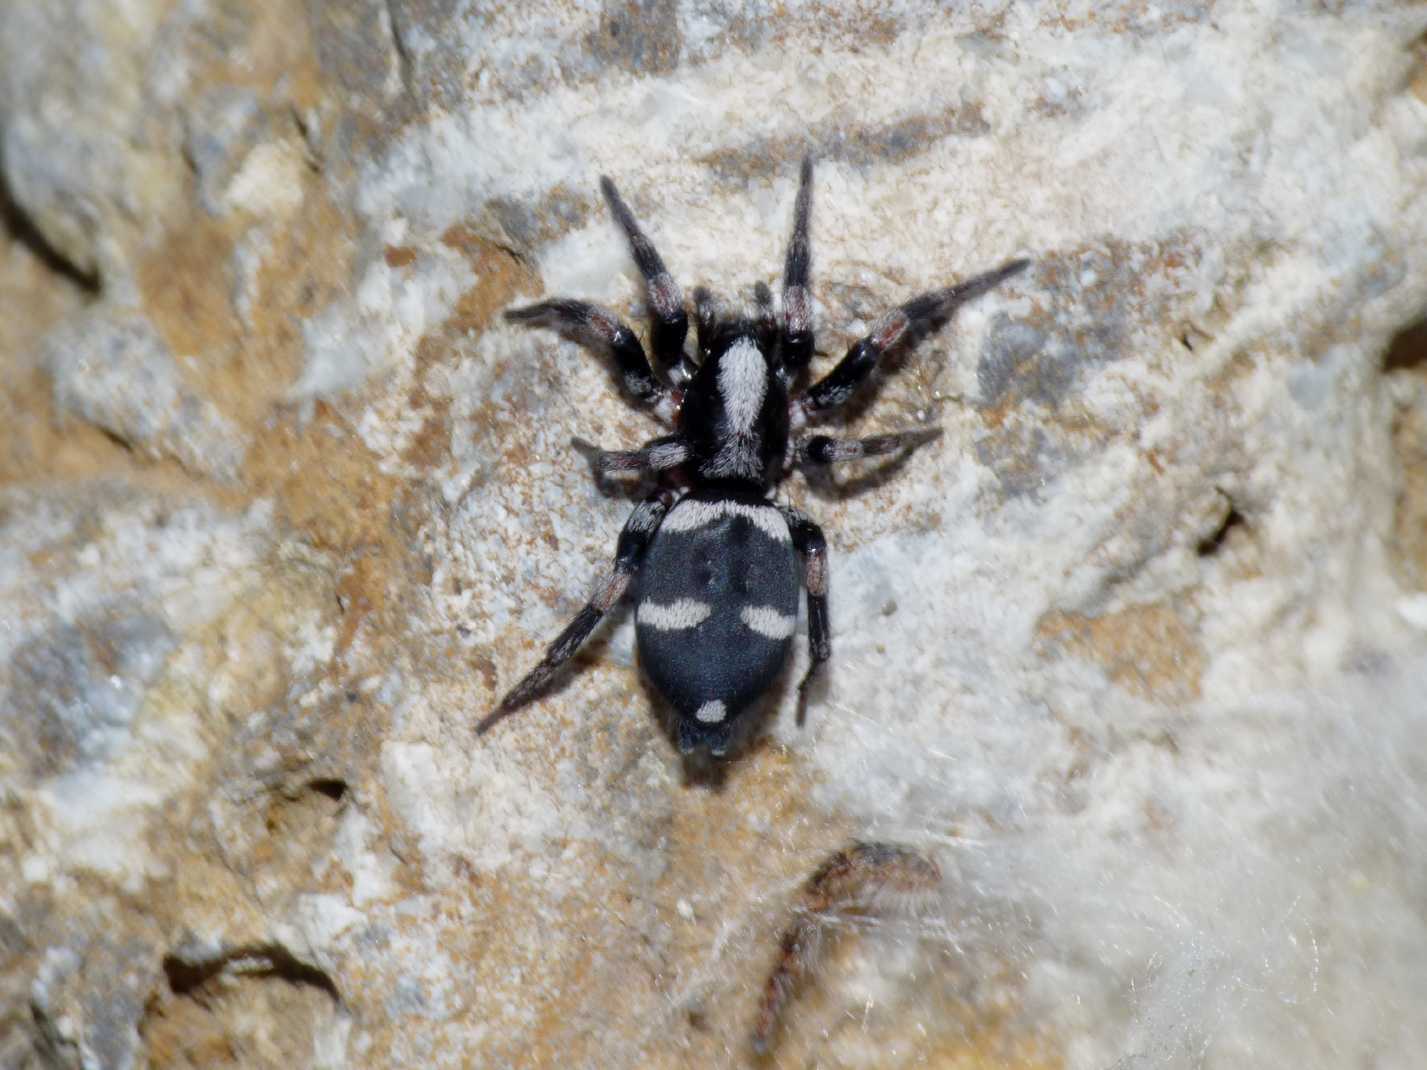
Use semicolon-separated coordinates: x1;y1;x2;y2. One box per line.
752;841;942;1056
479;158;1027;755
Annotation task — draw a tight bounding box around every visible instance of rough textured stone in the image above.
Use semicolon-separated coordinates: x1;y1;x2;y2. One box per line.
4;606;175;780
44;310;249;482
2;2;1426;1069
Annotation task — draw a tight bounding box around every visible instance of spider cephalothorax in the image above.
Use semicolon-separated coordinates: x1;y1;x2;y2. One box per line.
479;159;1027;756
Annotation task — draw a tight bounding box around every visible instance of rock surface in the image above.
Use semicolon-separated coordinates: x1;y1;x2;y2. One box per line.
3;2;1427;1068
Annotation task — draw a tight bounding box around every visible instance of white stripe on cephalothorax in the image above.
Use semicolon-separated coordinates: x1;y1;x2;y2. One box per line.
704;443;761;480
695;699;727;723
740;605;797;640
659;499;791;543
637;598;712;631
718;338;767;434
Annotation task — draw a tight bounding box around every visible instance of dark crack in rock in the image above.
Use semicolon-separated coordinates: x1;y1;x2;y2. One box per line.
142;943;344;1070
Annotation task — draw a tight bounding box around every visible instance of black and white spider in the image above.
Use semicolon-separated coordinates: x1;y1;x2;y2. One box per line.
479;159;1027;756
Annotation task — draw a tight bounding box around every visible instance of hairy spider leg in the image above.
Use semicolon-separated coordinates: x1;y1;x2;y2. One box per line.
779;155;816;375
691;285;720;365
504;300;678;423
479;491;673;732
796;257;1031;421
593;433;691;479
599;175;697;386
780;505;829;726
752;280;777;347
793;426;942;468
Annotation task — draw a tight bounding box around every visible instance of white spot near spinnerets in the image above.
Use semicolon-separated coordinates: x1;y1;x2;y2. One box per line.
638;598;712;631
740;605;797;639
695;700;727;723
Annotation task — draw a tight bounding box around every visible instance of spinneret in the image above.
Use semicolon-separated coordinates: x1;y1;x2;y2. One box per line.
480;160;1028;755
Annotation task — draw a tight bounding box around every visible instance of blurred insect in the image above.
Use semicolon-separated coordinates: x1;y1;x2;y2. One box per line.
479;158;1028;755
752;840;943;1056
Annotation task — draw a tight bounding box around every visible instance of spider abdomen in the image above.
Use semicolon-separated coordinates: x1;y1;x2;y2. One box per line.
634;491;800;754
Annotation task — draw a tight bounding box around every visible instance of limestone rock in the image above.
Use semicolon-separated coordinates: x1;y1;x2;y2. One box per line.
2;2;1427;1069
44;310;248;482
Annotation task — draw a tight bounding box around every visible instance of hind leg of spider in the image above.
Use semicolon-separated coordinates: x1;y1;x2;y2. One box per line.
794;427;941;468
780;506;829;726
600;176;697;384
480;491;673;734
795;258;1030;422
506;300;678;423
780;156;816;375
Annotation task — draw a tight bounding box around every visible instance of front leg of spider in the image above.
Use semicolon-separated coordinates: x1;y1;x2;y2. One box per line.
779;155;816;374
599;175;696;385
479;492;671;733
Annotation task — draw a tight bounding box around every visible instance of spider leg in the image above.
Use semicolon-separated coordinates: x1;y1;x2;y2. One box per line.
692;286;720;364
780;156;816;375
795;258;1029;422
480;491;673;733
794;427;940;469
753;280;778;355
599;176;696;384
779;506;829;726
592;433;690;479
505;300;678;422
